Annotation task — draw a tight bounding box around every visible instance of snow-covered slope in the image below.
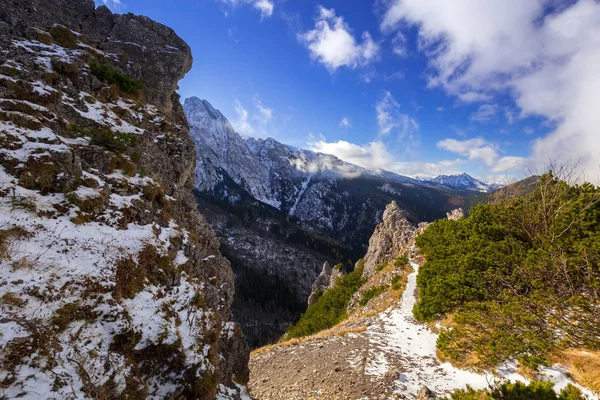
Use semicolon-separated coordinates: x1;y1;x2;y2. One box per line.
184;97;278;207
0;2;249;398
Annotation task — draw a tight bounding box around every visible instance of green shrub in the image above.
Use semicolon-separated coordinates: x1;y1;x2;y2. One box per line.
394;254;409;268
391;274;404;291
415;172;600;370
359;285;386;306
89;61;142;94
376;261;388;272
68;124;137;152
449;382;584;400
286;260;365;339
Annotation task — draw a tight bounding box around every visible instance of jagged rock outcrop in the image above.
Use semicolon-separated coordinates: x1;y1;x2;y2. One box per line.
0;1;248;398
416;221;430;236
361;201;415;278
307;261;345;306
446;207;464;220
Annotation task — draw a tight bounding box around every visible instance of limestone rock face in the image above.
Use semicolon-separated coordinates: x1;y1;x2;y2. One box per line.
2;0;192;111
446;207;464;220
361;201;415;278
307;262;345;306
0;0;248;398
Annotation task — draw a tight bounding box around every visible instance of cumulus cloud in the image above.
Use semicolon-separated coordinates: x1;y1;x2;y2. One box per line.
308;139;461;177
232;98;273;137
299;6;379;71
339;117;352;128
436;137;528;172
376;91;419;138
381;0;600;181
254;0;274;18
232;99;255;136
217;0;274;19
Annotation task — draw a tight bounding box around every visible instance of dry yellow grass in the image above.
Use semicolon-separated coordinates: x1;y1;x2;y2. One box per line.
554;349;600;394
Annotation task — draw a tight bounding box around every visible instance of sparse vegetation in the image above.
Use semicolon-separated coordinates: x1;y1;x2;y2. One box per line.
113;244;179;300
359;285;387;306
285;260;365;339
375;261;388;272
51;59;80;81
50;302;98;332
0;111;43;130
394;254;408;268
89;61;142;94
109;155;137;176
68;124;138;152
49;25;78;49
391;274;405;291
33;31;53;45
0;226;31;259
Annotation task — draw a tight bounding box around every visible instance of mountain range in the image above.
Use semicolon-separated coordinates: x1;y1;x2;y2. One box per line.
416;173;503;193
184;96;500;346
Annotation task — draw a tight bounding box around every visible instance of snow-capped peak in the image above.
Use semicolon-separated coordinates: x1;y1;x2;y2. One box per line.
422;173;500;193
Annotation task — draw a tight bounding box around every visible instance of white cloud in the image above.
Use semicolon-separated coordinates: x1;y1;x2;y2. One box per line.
492;156;529;173
254;99;273;124
436;137;528;172
232;97;274;137
101;0;123;10
309;139;461;177
384;70;406;81
300;6;379;71
254;0;273;18
469;104;497;122
376;90;419;138
217;0;274;19
381;0;600;181
392;32;408;56
339;117;352;128
524;126;534;135
232;99;255;136
436;107;444;112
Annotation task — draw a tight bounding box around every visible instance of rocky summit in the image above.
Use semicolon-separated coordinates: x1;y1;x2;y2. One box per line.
0;1;248;398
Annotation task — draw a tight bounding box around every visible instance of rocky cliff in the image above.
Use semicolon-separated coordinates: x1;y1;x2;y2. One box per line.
361;201;415;278
0;1;248;398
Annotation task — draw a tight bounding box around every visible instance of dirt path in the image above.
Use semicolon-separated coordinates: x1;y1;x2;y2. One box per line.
249;260;595;399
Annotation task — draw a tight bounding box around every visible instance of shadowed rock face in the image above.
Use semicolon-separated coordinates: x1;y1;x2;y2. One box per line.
2;0;192;111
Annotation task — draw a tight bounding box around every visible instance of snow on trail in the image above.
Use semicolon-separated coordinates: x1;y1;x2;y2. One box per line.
363;260;597;398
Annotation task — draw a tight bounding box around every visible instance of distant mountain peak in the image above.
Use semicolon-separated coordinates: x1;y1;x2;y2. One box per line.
422;173;501;193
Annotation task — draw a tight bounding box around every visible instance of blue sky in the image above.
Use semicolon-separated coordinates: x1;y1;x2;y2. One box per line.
97;0;600;183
